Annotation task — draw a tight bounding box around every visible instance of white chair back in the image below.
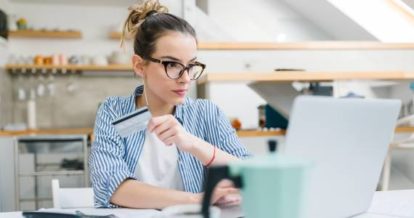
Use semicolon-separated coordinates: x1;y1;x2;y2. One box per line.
51;179;94;208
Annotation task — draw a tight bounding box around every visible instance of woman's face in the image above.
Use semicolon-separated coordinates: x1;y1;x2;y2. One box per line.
142;31;198;106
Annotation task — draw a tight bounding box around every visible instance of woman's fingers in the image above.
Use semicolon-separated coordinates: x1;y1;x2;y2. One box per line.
157;128;176;143
147;115;169;132
215;194;242;206
149;115;176;135
216;179;235;188
148;115;176;132
212;187;240;204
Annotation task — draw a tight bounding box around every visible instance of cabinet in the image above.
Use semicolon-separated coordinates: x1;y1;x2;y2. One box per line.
15;135;88;210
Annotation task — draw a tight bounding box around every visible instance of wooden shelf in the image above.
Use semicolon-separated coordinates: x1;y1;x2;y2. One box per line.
197;41;414;50
105;39;414;50
0;128;93;136
9;30;82;39
5;64;132;72
236;127;414;137
109;31;132;40
198;71;414;84
236;129;286;137
109;31;122;40
0;127;411;138
395;126;414;133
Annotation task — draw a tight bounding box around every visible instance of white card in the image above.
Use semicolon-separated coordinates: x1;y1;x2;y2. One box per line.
112;106;152;137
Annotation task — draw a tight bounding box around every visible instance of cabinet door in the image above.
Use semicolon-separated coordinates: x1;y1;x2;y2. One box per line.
0;137;17;212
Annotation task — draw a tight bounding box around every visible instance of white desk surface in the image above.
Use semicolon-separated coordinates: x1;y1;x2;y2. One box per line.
1;190;413;218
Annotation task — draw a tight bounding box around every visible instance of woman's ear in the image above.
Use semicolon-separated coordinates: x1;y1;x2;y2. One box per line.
132;54;145;77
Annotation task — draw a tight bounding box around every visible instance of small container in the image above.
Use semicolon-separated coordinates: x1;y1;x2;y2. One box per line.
230;118;242;130
258;104;266;128
34;55;44;65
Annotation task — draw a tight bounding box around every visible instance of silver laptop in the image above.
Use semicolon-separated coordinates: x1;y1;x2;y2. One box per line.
283;96;401;218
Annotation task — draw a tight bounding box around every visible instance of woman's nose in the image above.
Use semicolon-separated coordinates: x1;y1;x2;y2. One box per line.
178;69;191;83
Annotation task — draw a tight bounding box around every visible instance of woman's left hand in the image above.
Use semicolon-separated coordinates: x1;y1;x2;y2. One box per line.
147;114;197;152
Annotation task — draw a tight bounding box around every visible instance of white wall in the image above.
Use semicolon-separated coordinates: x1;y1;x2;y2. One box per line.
328;0;414;42
207;0;332;41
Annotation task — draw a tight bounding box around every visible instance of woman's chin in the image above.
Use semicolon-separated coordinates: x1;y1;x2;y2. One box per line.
171;97;186;105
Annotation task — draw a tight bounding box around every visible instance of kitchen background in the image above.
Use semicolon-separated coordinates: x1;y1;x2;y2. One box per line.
2;0;414;129
1;0;414;211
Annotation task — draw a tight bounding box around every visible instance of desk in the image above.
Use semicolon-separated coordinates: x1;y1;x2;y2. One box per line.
1;190;413;218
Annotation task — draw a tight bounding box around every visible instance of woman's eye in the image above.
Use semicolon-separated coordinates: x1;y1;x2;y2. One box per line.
166;62;180;69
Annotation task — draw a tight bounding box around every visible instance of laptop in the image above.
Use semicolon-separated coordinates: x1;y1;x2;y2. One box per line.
283;96;401;218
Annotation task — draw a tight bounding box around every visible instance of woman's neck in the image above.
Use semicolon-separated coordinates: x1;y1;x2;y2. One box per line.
136;90;174;116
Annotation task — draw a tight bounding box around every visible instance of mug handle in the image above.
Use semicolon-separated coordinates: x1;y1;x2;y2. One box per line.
201;165;243;218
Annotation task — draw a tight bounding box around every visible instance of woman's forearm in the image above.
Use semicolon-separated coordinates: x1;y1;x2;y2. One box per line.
110;179;200;209
189;136;239;166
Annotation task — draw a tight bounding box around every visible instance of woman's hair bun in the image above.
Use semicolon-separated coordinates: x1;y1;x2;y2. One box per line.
121;0;168;45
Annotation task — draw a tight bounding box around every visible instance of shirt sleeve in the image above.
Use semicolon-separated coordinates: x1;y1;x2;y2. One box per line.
89;98;137;208
205;100;251;159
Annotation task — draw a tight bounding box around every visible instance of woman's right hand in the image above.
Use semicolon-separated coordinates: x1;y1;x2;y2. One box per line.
196;179;241;205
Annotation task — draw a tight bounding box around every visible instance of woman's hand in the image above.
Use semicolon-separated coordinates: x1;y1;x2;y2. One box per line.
147;115;197;152
212;179;242;206
194;179;242;206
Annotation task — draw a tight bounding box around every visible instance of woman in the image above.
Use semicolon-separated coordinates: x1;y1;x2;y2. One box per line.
89;0;249;209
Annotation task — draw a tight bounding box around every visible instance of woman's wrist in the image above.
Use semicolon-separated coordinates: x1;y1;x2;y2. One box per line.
187;137;217;166
187;192;202;204
185;134;202;154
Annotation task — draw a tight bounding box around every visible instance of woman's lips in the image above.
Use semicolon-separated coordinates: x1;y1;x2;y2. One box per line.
173;89;187;97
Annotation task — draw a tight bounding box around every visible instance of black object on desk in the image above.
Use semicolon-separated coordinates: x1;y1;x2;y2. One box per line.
22;211;118;218
268;140;278;153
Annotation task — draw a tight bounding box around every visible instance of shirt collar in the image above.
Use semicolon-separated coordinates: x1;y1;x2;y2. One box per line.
132;85;185;123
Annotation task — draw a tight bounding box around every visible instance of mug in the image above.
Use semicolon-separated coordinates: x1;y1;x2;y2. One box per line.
202;154;311;218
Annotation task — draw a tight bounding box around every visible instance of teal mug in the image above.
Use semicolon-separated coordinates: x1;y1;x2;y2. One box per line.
202;154;311;218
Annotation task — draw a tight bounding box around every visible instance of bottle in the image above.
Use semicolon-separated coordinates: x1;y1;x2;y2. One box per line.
27;89;36;129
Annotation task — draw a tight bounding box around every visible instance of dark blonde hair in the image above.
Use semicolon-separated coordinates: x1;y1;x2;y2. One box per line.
0;10;8;40
122;0;197;59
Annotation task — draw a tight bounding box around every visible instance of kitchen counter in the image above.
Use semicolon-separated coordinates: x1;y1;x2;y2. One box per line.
0;127;413;137
0;128;93;136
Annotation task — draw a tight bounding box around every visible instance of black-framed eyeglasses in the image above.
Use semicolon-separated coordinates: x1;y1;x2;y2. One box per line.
145;57;206;80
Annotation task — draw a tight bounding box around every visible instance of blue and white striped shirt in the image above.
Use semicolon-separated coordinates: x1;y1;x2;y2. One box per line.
89;85;250;208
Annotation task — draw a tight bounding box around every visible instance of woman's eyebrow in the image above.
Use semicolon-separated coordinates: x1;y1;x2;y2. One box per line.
160;55;180;61
160;56;197;63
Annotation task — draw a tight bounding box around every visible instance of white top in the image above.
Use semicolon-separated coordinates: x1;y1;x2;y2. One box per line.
135;130;184;191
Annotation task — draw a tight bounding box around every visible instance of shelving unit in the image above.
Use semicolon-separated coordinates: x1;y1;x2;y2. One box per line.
9;30;82;39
